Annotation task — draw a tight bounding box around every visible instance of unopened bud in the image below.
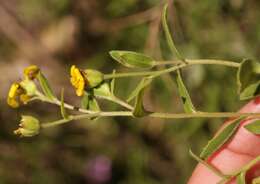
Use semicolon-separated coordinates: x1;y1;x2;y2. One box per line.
84;69;104;88
14;115;40;137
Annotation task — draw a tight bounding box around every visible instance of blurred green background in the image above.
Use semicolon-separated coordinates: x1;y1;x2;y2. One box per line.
1;0;260;183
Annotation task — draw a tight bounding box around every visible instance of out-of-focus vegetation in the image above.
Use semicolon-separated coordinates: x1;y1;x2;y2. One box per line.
1;0;260;183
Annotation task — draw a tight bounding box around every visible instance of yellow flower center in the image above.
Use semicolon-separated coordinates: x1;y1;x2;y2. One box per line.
70;65;85;96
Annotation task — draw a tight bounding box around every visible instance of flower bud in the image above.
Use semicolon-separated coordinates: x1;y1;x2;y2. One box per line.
24;65;40;80
84;69;104;88
14;115;40;137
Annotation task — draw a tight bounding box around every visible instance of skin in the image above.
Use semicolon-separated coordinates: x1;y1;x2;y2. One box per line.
188;96;260;184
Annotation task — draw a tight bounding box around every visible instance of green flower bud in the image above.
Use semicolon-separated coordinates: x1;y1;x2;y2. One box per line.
20;80;37;96
14;115;40;137
83;69;104;88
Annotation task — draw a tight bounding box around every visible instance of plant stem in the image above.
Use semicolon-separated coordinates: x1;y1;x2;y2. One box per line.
149;111;259;119
41;111;131;128
104;59;240;79
155;59;240;67
41;111;260;129
110;96;134;110
96;96;134;110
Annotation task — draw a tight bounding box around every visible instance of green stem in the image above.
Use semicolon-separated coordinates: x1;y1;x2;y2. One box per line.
149;111;259;119
162;4;186;63
41;111;131;128
104;59;240;79
110;96;134;110
36;91;97;114
96;96;134;110
41;117;74;128
41;111;260;129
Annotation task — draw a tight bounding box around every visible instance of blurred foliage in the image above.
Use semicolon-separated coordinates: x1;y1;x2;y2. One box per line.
1;0;260;183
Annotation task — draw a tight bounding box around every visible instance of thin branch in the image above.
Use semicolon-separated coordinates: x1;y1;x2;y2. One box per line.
104;59;240;79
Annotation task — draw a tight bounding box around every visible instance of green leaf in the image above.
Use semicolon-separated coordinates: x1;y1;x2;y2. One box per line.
200;117;244;159
60;88;69;119
109;50;155;69
81;92;100;120
240;81;260;100
244;120;260;134
127;77;153;102
88;96;100;120
81;92;89;109
94;83;113;99
37;72;56;100
162;4;185;62
237;171;246;184
176;70;196;113
81;92;100;112
133;88;147;117
237;59;260;100
88;97;100;112
132;78;152;117
110;70;116;96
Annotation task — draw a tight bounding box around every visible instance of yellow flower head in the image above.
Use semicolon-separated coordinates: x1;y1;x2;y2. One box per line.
24;65;40;80
7;82;31;108
70;65;85;96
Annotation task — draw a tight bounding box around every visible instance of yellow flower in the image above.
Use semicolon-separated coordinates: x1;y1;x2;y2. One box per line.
24;65;40;80
7;82;33;108
7;83;24;108
70;65;85;96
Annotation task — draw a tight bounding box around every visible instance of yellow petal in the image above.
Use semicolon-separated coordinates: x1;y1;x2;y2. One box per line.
8;83;20;98
7;97;19;108
70;65;85;96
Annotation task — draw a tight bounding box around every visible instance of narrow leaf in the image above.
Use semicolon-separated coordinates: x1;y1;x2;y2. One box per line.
132;78;152;117
60;88;69;119
81;92;100;112
127;77;153;102
109;50;155;69
237;171;246;184
237;59;260;100
85;95;100;120
176;70;196;113
162;4;185;63
239;81;260;100
244;120;260;134
81;92;89;109
37;72;56;100
200;117;244;159
133;87;147;117
110;70;116;96
88;97;100;112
